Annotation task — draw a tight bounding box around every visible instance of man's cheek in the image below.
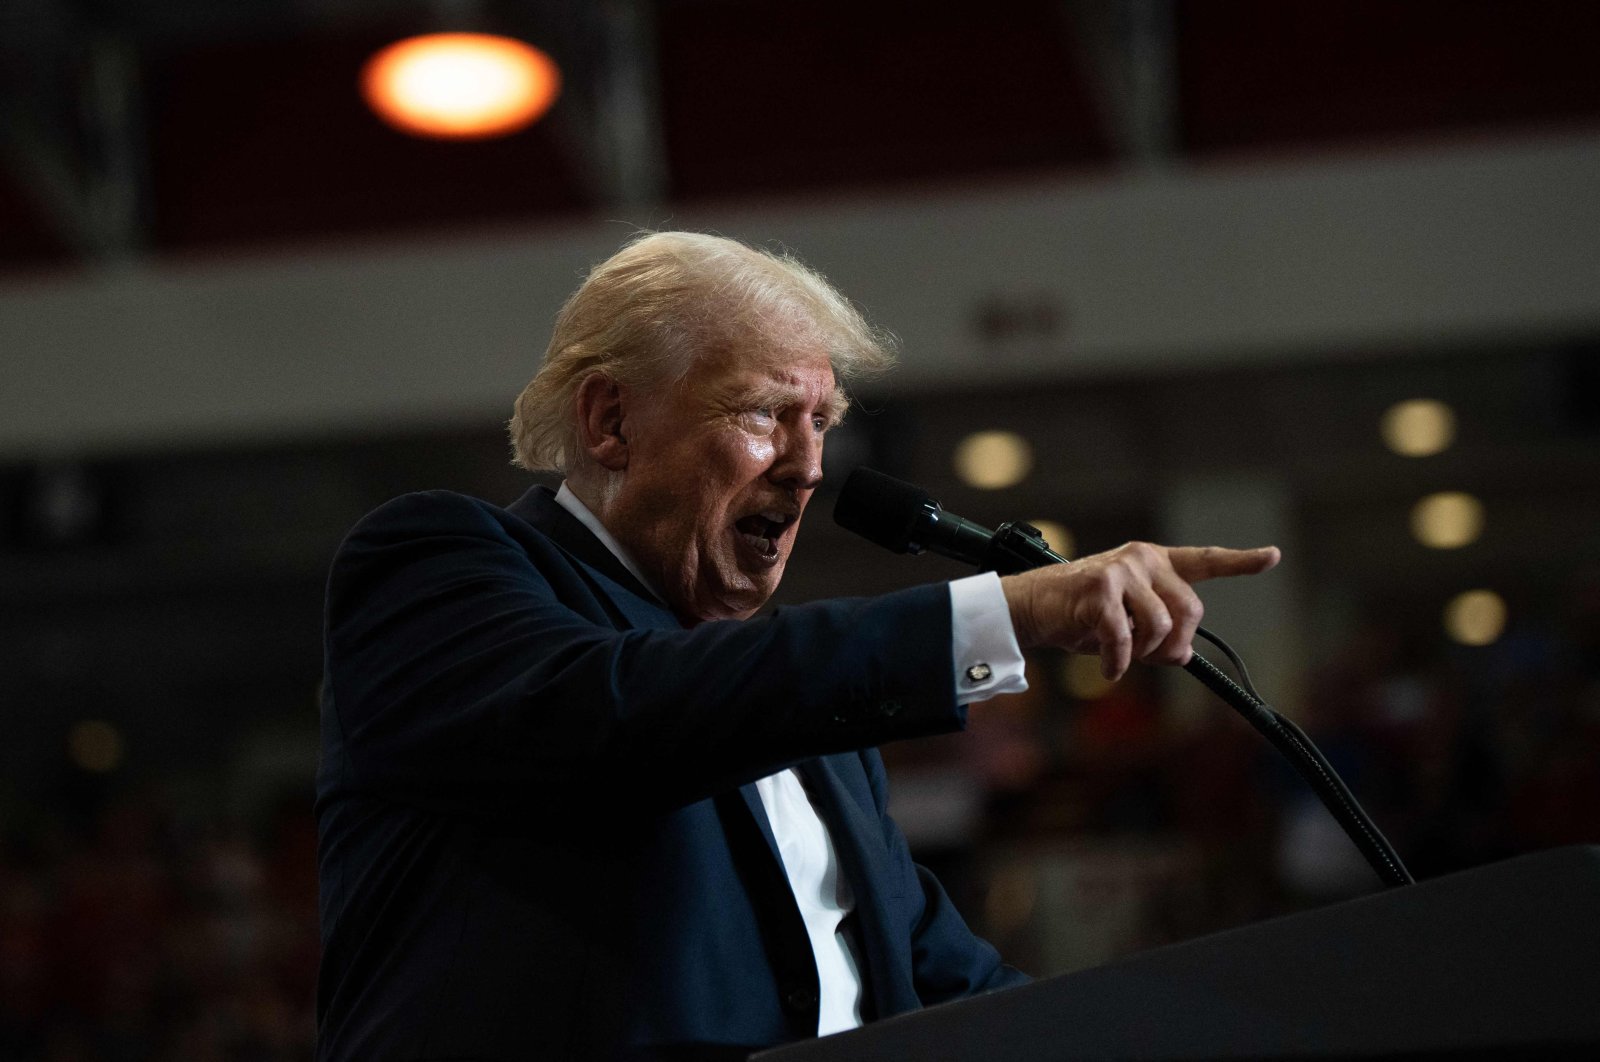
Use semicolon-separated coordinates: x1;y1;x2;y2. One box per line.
736;434;775;465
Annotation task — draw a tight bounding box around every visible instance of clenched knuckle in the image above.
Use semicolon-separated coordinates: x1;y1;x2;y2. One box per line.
1126;541;1160;564
1081;569;1114;595
1174;593;1203;624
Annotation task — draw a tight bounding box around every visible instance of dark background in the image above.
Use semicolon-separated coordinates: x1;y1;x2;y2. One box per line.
3;2;1600;1058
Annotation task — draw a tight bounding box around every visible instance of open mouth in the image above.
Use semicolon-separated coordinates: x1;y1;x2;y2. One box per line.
734;510;796;560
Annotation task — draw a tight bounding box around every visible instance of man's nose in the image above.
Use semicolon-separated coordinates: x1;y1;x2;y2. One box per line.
770;424;824;491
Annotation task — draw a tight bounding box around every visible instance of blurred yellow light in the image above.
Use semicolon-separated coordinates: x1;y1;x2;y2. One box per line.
1444;589;1506;646
1381;398;1456;457
68;720;123;773
1060;653;1116;700
1410;491;1483;549
1026;519;1074;558
953;430;1032;490
362;33;560;139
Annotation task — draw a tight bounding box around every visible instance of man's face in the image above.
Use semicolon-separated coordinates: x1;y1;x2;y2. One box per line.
605;342;843;623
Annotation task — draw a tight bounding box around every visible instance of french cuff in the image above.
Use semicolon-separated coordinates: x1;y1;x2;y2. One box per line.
948;572;1028;705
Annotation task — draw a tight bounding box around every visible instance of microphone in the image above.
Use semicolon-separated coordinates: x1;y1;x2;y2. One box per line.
833;467;1067;574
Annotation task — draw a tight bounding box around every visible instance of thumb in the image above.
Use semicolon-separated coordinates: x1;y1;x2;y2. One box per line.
1168;545;1281;583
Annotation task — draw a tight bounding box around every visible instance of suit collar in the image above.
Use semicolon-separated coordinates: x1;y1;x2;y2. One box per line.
506;484;678;630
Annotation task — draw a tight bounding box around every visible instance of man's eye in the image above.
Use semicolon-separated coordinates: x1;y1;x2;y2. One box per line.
811;416;828;433
742;408;777;432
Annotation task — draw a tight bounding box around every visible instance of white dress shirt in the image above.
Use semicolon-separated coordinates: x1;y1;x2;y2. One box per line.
552;483;1026;1035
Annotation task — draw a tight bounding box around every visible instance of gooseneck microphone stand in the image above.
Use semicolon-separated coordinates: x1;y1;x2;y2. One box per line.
980;519;1413;889
835;468;1414;890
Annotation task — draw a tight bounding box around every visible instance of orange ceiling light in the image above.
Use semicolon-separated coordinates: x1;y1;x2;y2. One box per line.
361;32;560;139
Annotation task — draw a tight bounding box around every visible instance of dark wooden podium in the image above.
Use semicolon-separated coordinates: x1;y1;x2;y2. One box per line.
753;845;1600;1060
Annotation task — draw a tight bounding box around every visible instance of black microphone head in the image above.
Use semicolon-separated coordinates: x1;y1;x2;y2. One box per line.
833;467;933;554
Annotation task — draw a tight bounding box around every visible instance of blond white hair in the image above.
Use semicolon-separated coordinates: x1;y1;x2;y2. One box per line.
509;231;895;471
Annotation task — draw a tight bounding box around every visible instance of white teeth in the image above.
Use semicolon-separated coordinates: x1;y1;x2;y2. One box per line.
740;531;776;555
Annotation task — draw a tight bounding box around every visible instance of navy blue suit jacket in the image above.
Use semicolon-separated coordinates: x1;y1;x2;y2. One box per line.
315;486;1026;1060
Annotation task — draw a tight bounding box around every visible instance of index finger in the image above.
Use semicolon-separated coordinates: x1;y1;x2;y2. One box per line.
1167;545;1281;583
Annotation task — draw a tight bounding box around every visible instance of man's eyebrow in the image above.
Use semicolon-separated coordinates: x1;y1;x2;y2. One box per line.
820;386;848;429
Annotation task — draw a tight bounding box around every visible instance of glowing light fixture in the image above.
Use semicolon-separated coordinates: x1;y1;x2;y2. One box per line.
68;720;123;773
362;32;560;139
1444;589;1506;646
1410;491;1483;549
953;430;1032;490
1026;519;1074;559
1381;398;1456;457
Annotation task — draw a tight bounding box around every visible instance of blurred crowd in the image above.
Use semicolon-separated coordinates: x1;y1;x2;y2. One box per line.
0;794;318;1062
3;581;1598;1059
890;574;1600;972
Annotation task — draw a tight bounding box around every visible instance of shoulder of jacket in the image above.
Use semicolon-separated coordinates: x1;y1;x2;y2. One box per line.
356;490;520;531
332;491;553;560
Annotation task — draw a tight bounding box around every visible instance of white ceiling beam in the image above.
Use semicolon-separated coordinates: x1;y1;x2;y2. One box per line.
2;134;1598;457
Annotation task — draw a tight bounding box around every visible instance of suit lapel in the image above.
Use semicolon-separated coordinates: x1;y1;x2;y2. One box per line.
798;755;899;1017
797;756;893;896
736;783;783;866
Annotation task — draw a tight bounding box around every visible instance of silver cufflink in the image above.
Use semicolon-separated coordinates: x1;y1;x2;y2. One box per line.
965;663;992;684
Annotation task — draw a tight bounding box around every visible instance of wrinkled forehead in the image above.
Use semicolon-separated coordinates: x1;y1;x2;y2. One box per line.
700;326;828;374
694;322;847;400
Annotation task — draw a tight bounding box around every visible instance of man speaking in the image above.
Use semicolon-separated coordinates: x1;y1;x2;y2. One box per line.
313;232;1279;1060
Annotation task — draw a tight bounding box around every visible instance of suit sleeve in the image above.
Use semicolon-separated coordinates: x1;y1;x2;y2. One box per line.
859;748;1032;1001
324;492;968;815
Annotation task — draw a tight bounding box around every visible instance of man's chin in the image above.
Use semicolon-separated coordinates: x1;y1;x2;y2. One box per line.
696;569;783;622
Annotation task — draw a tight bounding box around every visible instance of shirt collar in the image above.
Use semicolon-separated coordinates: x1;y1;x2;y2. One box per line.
553;481;663;603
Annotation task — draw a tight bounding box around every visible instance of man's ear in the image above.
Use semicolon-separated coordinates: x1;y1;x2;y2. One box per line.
575;372;629;472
